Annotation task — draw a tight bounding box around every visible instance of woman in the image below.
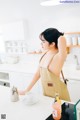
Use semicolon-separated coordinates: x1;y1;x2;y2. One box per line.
19;28;70;101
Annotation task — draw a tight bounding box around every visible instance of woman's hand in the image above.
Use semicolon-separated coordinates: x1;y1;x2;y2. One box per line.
18;90;26;95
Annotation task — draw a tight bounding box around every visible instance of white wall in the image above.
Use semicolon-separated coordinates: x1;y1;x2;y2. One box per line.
0;20;30;41
27;5;80;49
0;2;80;50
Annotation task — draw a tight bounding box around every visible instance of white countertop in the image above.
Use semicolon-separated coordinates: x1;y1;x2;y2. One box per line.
0;53;80;80
0;86;55;120
0;63;38;74
0;63;80;80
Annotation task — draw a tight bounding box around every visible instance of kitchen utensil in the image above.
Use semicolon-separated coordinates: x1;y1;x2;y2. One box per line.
11;86;19;102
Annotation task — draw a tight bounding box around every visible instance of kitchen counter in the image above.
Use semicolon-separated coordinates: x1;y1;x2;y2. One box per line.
0;55;80;103
0;62;80;80
0;86;75;120
0;86;54;120
0;63;38;74
0;53;80;80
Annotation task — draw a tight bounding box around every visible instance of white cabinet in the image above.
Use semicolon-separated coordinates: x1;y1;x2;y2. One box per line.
2;20;29;54
67;79;80;103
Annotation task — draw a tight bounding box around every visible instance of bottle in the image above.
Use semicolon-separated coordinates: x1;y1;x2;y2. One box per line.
52;93;62;120
11;86;19;102
55;93;61;105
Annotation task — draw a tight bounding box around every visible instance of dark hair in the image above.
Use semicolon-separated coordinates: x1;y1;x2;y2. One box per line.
39;28;64;48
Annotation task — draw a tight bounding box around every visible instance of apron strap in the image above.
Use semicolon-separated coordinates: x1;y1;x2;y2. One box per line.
39;52;67;85
61;70;68;85
39;51;48;63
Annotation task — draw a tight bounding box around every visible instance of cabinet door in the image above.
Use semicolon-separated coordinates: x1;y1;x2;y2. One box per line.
67;80;80;102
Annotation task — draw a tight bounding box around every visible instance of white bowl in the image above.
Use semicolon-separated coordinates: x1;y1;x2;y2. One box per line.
22;92;40;105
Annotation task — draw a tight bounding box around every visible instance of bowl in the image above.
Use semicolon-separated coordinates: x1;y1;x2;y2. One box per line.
22;92;40;105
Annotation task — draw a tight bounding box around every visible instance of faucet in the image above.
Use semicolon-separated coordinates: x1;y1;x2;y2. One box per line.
74;55;80;70
74;55;79;65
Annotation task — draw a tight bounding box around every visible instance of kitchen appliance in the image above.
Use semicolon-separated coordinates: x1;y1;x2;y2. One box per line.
11;86;19;102
0;72;10;87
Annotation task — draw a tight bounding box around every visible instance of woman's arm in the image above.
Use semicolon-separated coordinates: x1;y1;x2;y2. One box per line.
18;66;40;95
49;36;67;76
58;36;67;60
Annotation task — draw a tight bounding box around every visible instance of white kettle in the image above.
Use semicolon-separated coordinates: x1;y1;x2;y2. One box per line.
11;86;19;102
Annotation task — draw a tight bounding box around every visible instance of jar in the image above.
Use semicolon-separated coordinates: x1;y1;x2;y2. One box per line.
72;37;78;45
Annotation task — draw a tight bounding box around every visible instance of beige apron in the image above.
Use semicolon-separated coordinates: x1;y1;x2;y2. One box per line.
40;53;71;101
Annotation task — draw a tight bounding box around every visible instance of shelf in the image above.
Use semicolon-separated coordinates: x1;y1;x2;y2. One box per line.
64;32;80;54
65;32;80;34
4;40;28;54
67;45;80;47
66;45;80;54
